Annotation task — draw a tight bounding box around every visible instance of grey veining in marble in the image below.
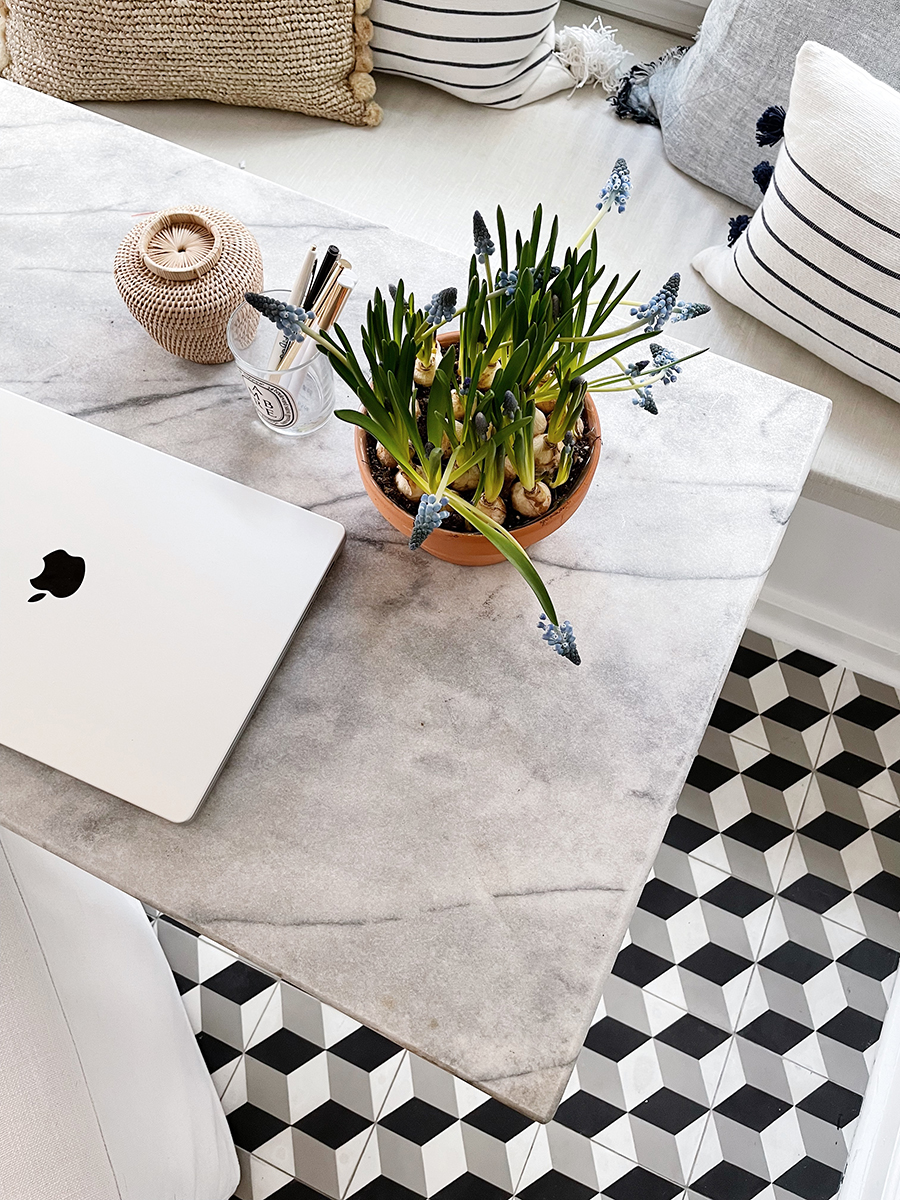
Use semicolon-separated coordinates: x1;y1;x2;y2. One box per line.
0;81;831;1121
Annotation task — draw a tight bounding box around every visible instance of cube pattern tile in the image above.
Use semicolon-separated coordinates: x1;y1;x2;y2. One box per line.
150;637;900;1200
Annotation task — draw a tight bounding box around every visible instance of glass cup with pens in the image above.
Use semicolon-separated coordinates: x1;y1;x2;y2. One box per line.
227;244;354;437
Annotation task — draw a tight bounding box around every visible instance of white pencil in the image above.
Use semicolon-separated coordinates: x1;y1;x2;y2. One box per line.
267;245;317;370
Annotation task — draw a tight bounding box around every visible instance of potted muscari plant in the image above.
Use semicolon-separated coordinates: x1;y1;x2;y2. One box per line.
246;159;710;665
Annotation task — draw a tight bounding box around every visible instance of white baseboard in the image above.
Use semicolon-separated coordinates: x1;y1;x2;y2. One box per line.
576;0;706;37
750;497;900;689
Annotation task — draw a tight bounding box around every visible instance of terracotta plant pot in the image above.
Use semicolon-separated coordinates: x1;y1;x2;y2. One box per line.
354;393;602;567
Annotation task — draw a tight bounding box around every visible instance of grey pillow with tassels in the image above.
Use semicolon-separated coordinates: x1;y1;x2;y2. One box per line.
611;0;900;208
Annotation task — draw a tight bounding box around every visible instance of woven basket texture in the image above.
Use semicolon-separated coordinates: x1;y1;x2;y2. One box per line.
0;0;381;127
114;207;264;365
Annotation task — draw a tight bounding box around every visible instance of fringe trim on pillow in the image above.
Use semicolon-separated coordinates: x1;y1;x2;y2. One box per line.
352;0;381;124
609;45;688;124
0;0;10;72
555;17;631;94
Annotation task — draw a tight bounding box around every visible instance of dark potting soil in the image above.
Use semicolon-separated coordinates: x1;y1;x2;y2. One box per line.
364;395;597;535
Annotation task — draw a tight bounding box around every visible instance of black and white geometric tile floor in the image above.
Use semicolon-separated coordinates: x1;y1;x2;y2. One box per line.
149;631;900;1200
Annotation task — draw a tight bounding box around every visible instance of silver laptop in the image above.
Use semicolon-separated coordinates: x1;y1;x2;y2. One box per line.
0;387;345;823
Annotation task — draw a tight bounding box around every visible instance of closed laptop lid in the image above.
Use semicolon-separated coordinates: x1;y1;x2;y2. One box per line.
0;387;345;823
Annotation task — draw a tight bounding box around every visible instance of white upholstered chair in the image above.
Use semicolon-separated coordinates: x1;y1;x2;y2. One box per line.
0;826;239;1200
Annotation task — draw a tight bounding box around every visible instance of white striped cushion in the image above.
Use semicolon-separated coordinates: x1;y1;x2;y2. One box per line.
368;0;572;108
693;42;900;404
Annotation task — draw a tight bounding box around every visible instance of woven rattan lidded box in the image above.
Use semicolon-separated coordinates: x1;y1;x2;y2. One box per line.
114;207;264;364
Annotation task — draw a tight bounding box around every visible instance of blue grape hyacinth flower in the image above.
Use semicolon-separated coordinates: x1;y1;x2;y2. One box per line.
409;494;450;549
633;386;658;414
649;343;681;384
671;300;711;323
502;389;519;419
245;292;311;342
496;269;519;298
598;157;632;214
473;210;495;262
424;287;458;327
538;614;581;665
631;273;680;332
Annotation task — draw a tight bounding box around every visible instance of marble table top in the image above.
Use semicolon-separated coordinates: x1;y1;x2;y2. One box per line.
0;80;831;1121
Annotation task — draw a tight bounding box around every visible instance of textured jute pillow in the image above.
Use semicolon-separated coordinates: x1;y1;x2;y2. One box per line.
623;0;899;208
693;43;900;404
0;0;382;127
368;0;572;109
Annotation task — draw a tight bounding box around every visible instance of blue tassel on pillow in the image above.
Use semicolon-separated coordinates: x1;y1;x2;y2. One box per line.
728;215;751;246
756;106;786;147
752;161;774;194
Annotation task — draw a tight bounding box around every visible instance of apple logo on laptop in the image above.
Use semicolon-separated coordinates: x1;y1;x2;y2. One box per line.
29;549;86;603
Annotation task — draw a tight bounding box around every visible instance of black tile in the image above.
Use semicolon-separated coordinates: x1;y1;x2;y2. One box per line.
295;1099;370;1149
731;646;776;678
461;1098;533;1141
655;1012;729;1059
226;1103;287;1152
553;1091;623;1138
856;871;900;911
351;1179;421;1200
774;1156;843;1200
203;960;274;1004
583;1016;649;1060
782;650;835;677
158;914;198;935
836;695;898;730
711;697;756;733
604;1166;681;1200
329;1026;401;1071
838;939;900;981
818;752;883;789
703;876;771;917
517;1170;597;1200
431;1174;510;1200
781;874;848;914
742;754;809;792
800;812;866;850
638;878;695;919
611;944;672;988
602;1166;681;1195
248;1028;321;1074
875;811;900;844
196;1031;240;1075
681;943;752;986
687;756;739;795
726;813;790;852
760;941;831;984
172;970;196;996
269;1181;330;1200
739;1013;811;1055
763;697;827;732
714;1083;790;1131
797;1080;863;1129
664;813;715;853
378;1097;456;1145
692;1161;768;1200
630;1086;706;1134
819;1007;882;1052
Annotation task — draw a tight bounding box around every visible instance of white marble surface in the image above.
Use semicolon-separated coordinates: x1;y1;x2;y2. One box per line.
0;81;831;1121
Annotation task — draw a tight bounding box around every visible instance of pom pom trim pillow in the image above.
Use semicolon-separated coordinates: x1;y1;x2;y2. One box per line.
367;0;572;109
693;42;900;404
0;0;382;128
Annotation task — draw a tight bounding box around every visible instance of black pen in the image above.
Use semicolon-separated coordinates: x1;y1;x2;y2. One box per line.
304;244;340;307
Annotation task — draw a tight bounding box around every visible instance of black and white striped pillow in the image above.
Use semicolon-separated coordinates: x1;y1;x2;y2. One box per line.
693;42;900;404
367;0;572;108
